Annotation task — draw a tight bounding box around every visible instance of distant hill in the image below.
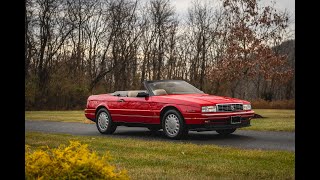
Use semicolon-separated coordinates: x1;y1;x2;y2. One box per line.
273;39;295;68
272;39;295;100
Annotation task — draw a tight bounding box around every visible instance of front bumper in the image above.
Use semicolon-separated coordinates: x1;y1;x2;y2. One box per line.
184;110;254;131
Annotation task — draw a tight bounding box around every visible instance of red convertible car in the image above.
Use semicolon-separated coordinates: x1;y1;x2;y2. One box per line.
85;80;254;139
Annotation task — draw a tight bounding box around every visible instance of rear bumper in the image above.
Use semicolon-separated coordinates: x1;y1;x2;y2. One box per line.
84;109;96;121
183;110;254;130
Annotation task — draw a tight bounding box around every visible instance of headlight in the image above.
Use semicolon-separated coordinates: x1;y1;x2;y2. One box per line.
243;104;252;110
202;106;217;112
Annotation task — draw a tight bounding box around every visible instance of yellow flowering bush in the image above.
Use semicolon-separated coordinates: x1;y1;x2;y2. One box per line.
25;141;129;180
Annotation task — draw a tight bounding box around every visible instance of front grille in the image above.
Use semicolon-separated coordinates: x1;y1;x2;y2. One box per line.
216;104;243;112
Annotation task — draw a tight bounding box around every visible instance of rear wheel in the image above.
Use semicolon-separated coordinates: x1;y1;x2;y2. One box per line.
216;128;236;135
162;109;188;139
96;108;117;134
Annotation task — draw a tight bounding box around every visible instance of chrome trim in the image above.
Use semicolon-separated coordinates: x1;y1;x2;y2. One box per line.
184;117;208;120
111;109;151;112
111;114;159;118
202;111;254;116
215;103;243;105
215;103;243;112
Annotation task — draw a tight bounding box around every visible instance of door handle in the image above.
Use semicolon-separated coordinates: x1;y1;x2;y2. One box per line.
118;99;125;102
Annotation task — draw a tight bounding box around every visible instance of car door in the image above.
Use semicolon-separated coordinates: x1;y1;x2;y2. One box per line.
107;91;128;122
115;95;154;123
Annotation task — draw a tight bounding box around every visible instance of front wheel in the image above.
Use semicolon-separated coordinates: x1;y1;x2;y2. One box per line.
96;108;117;134
216;128;236;135
162;109;188;139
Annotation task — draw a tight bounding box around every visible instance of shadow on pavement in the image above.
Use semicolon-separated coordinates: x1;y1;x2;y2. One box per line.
107;129;255;143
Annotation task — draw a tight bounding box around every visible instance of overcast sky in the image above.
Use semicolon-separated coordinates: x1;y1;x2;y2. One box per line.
148;0;295;36
170;0;294;20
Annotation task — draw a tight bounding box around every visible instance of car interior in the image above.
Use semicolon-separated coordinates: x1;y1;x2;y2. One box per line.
110;89;168;97
111;90;147;97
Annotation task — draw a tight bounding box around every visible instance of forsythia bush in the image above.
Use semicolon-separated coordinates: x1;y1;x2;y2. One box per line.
25;141;129;180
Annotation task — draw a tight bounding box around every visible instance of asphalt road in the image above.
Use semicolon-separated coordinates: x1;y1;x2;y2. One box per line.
25;120;295;152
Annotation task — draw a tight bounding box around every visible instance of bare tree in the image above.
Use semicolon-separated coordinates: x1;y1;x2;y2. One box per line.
187;0;223;90
148;0;175;80
26;0;74;108
25;0;294;110
66;0;97;76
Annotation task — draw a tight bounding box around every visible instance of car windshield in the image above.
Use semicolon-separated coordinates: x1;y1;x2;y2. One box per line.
147;80;204;95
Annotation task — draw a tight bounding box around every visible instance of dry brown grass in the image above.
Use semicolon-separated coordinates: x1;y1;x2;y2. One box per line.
251;99;295;109
25;111;89;123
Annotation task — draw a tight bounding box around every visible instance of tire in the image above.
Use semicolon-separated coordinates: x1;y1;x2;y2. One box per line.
96;108;117;134
147;127;161;132
162;109;188;139
216;128;236;135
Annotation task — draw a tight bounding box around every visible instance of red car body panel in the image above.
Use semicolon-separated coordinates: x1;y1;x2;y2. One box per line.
85;93;254;127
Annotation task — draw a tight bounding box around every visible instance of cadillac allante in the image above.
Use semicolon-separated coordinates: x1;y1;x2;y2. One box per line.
85;80;254;139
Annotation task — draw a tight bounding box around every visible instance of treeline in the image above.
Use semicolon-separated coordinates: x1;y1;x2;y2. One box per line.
25;0;294;110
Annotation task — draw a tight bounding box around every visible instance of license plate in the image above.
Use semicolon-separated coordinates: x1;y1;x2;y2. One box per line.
231;116;241;124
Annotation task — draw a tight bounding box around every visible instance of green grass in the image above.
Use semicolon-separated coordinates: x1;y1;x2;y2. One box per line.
243;109;295;132
25;111;90;123
25;109;295;131
26;131;294;180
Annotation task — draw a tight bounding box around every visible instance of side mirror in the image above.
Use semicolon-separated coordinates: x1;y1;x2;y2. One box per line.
137;92;149;97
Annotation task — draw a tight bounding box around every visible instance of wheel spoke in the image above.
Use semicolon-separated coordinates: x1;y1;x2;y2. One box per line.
98;112;109;131
164;113;180;137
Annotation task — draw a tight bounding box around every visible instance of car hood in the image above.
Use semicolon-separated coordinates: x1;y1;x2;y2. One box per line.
157;94;249;105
